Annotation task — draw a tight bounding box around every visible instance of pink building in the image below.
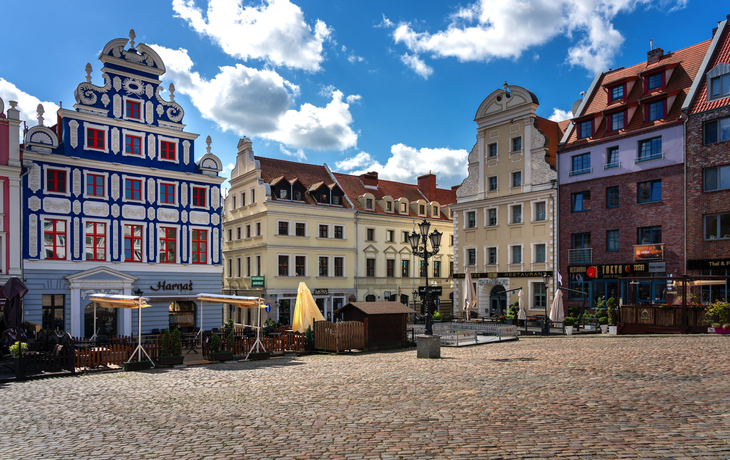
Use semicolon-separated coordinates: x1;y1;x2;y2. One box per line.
0;97;23;282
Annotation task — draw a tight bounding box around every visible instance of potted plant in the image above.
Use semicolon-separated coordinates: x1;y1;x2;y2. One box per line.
710;322;721;333
598;316;609;334
564;316;576;336
10;341;27;378
159;329;185;366
706;300;730;328
208;333;233;362
304;325;315;351
432;311;443;322
606;297;618;335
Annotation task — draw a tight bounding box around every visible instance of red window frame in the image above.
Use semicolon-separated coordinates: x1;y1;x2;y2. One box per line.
645;99;666;123
577;119;593;140
644;72;664;94
85;222;106;261
125;178;142;201
44;219;67;260
192;229;207;264
159;227;176;263
87;128;105;150
608;110;626;132
160;141;176;160
609;83;626;103
126;100;141;119
47;169;67;193
86;173;105;197
159;182;175;204
192;187;206;207
124;224;143;262
125;135;142;155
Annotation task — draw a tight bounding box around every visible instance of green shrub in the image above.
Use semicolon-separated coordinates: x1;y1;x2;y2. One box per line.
606;297;618;326
568;306;580;318
706;300;730;324
161;329;171;357
9;341;27;358
226;329;235;352
171;328;182;356
304;325;314;345
225;319;234;329
563;316;576;327
598;316;608;325
432;311;442;321
210;333;221;353
507;304;519;320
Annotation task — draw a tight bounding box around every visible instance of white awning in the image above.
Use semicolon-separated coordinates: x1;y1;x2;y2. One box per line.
88;294;151;309
197;293;265;307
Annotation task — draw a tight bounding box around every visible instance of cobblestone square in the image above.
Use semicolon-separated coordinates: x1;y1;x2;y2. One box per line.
1;335;729;459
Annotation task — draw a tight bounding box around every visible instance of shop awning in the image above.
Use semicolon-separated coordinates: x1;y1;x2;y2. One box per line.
145;295;199;303
687;280;727;286
89;294;151;309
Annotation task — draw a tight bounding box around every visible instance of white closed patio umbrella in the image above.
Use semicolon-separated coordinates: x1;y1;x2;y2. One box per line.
517;289;526;321
464;267;477;321
549;290;564;324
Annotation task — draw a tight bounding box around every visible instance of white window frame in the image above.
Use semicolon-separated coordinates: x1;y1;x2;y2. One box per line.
465;246;477;267
82;170;109;201
121;220;146;263
40;215;72;261
485;246;498;266
255;220;262;237
122;96;145;123
277;219;292;236
245;224;252;239
156;223;181;264
187;225;213;266
157;179;180;207
190;184;211;210
485;207;498;227
487;141;499;158
255;254;262;276
487;175;498;192
277;253;292;277
465;210;477;229
42;164;72;197
510;170;523;189
386;229;396;243
235;226;241;240
81;217;111;262
158;135;179;164
245;256;252;277
384;200;394;213
510;136;523;153
532;200;548;222
334;225;345;239
509;204;523;224
250;188;256;205
333;256;346;277
432;205;439;217
121;174;146;203
509;244;523;264
533;242;547;264
317;223;330;239
121;129;146;158
83;122;109;153
235;256;241;277
317;255;331;277
293;254;308;277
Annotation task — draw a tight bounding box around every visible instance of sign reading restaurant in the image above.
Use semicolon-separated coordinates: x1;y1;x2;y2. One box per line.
452;271;551;279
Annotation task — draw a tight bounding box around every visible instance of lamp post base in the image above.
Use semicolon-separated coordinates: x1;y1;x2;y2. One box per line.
416;334;440;359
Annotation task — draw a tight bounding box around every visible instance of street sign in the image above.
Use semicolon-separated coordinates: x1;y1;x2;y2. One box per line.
265;303;272;313
251;276;265;287
418;286;442;296
436;298;440;306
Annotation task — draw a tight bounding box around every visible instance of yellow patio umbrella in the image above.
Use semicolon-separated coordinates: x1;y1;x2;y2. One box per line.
292;282;325;333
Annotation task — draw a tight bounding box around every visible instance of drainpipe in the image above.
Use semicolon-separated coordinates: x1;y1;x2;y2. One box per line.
683;114;687;276
19;163;31;281
355;210;359;300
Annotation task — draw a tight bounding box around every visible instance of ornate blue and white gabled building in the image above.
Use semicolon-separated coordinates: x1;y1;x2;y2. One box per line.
22;31;225;338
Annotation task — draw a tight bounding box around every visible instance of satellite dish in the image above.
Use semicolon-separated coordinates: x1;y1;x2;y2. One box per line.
571;99;583;117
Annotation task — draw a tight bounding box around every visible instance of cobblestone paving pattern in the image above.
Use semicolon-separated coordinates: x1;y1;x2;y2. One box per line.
1;335;730;460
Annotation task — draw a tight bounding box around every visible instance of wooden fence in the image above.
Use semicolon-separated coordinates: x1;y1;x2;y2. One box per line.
74;342;160;369
203;334;305;358
619;306;712;334
314;321;365;352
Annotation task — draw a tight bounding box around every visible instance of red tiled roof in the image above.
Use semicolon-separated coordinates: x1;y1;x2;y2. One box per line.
565;39;711;148
690;22;730;114
535;116;564;168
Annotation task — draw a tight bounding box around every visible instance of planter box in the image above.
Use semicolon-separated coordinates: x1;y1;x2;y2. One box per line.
159;356;185;366
248;352;271;361
14;357;25;379
124;361;152;371
565;326;574;336
608;326;618;335
209;351;233;362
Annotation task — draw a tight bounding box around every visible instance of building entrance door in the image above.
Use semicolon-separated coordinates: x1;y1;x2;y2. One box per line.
84;303;118;338
315;297;328;321
490;285;506;316
278;299;291;326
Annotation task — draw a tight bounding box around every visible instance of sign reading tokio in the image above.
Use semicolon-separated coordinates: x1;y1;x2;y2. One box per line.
569;263;648;279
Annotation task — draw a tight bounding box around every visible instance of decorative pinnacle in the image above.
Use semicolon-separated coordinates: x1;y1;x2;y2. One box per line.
129;29;136;49
206;135;212;154
168;83;176;102
36;104;45;127
85;63;92;83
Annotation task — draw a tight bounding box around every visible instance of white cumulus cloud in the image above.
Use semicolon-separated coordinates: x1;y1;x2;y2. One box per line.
336;144;468;186
0;78;61;129
387;0;688;76
400;53;433;79
548;108;572;122
173;0;332;72
153;45;358;151
279;144;307;161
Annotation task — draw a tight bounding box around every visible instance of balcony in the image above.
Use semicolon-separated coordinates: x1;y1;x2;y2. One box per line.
603;161;621;170
569;248;592;264
635;152;665;163
569;167;593;176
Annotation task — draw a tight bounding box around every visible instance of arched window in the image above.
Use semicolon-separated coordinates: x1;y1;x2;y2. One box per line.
365;294;376;302
490;285;507;316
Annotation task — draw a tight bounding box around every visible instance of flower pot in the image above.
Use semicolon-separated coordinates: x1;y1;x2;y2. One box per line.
600;325;609;334
159;356;185;366
210;351;234;362
124;360;152;371
608;326;618;335
565;326;574;336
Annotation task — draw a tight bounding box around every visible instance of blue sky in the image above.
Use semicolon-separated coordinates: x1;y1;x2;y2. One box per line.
0;0;724;189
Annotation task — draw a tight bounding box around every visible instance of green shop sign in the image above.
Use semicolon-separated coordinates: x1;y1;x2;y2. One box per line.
251;276;265;287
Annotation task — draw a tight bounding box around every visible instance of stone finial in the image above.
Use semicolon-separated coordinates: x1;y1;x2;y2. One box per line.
206;135;212;154
85;63;92;83
36;104;45;127
129;29;136;49
237;136;252;152
168;83;176;102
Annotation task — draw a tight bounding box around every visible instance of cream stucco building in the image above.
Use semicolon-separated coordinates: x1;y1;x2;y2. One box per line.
453;84;564;318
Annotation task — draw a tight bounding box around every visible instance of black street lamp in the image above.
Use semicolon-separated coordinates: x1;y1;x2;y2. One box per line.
542;273;551;336
409;219;442;336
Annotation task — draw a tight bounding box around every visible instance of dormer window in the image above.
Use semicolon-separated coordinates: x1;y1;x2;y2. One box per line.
609;84;624;103
646;100;665;122
332;195;341;205
366;198;373;209
432;206;439;216
710;73;730;99
419;204;425;215
646;72;663;92
279;189;288;199
294;190;303;201
319;193;328;204
608;111;625;132
578;120;592;139
386;201;392;211
401;202;407;213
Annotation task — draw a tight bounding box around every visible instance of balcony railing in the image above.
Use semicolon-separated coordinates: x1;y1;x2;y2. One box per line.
569;248;592;264
603;161;621;169
635;152;665;163
569;167;593;176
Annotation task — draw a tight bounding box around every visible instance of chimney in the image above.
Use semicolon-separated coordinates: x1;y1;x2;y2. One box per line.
647;47;664;65
418;173;437;201
361;171;378;187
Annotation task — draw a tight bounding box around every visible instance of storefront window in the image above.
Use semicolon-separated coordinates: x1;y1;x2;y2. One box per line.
278;299;291;325
84;302;117;337
42;294;65;332
169;301;196;331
